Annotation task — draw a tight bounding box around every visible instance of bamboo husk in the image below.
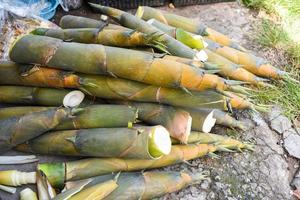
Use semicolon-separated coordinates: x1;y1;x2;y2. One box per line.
65;171;206;200
0;107;76;153
136;6;247;52
0;105;138;130
9;36;236;93
36;170;56;200
16;125;172;159
62;179;118;200
88;3;198;59
38;138;253;187
31;27;165;48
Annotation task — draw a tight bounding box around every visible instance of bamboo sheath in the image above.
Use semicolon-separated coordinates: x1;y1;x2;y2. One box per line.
66;179;118;200
136;6;247;52
38;138;252;187
16;126;171;159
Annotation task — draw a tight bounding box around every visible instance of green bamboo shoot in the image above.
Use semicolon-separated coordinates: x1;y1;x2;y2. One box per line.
59;15;107;29
9;35;236;92
0;107;75;152
16;126;172;159
136;6;247;52
0;86;93;106
113;101;192;143
31;27;165;48
88;3;198;59
147;18;267;85
0;105;138;130
38;138;253;187
66;171;206;199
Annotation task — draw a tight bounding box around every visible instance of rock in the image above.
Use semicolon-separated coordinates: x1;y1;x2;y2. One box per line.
283;128;298;139
292;169;300;189
270;115;293;134
284;134;300;159
267;106;283;121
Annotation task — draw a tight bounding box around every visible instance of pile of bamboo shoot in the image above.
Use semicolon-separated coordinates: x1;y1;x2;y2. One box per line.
1;3;292;199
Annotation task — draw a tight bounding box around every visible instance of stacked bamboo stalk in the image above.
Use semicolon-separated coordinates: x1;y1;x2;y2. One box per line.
1;3;292;199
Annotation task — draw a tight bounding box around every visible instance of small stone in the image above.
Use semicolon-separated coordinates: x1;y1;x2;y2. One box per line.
215;176;221;181
284;134;300;159
200;180;210;190
270;115;292;134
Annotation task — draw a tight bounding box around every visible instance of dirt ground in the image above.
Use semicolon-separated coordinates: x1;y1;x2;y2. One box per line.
1;1;299;200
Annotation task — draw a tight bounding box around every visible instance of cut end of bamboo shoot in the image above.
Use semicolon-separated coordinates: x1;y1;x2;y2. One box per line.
20;188;38;200
63;90;85;108
202;110;216;133
148;125;172;158
194;50;208;62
